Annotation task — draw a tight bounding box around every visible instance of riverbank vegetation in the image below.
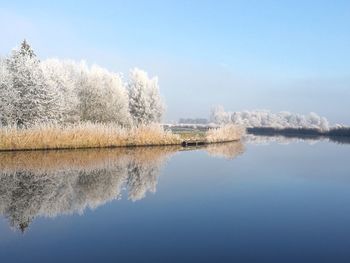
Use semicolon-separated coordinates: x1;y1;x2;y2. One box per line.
0;40;163;127
0;123;181;151
0;41;243;151
0;122;244;151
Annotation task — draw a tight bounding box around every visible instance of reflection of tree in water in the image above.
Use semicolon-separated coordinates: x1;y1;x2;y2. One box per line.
244;134;322;145
127;162;159;201
0;144;245;231
0;147;178;231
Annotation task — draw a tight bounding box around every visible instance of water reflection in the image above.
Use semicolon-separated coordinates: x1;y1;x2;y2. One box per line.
0;142;244;232
0;147;178;232
204;141;245;159
245;134;350;145
244;135;322;145
329;136;350;144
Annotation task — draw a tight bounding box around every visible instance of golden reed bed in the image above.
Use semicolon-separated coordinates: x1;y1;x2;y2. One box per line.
0;123;244;151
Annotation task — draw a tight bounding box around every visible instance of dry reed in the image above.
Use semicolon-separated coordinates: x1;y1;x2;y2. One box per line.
0;123;181;151
0;123;244;151
206;124;245;143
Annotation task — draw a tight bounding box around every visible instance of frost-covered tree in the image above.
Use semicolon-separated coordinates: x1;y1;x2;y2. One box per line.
17;39;36;58
78;65;131;125
6;40;61;127
0;41;164;128
0;58;17;126
148;76;164;123
128;68;151;125
40;59;82;123
128;68;164;125
210;106;330;131
210;105;230;124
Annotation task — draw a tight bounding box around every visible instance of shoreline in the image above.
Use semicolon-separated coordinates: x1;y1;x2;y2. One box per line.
0;139;240;153
0;139;242;153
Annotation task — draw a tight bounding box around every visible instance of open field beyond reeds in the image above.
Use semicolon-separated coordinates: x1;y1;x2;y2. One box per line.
0;123;244;151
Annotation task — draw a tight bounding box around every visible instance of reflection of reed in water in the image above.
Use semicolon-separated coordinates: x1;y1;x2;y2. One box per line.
0;147;180;172
0;147;179;232
204;141;245;159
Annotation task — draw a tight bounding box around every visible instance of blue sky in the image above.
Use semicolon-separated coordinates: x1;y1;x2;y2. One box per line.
0;0;349;123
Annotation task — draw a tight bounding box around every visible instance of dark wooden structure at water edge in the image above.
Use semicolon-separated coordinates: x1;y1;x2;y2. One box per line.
181;140;207;147
181;138;240;147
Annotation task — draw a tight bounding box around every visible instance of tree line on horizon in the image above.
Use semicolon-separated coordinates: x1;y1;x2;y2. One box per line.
210;106;331;131
0;40;164;128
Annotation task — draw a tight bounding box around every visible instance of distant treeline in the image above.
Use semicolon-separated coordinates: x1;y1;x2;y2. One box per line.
179;118;208;124
247;127;350;144
210;107;330;131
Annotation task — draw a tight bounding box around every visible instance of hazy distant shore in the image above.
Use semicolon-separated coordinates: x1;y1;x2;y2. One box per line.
246;127;350;142
167;124;350;144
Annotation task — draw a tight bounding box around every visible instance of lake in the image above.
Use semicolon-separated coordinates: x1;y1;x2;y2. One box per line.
0;137;349;263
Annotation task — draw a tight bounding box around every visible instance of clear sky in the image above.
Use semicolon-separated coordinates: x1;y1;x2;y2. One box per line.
1;0;349;124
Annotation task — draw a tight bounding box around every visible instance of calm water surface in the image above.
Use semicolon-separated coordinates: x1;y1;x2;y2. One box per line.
0;137;349;263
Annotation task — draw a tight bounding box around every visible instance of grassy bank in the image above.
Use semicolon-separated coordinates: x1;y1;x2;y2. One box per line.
0;123;244;151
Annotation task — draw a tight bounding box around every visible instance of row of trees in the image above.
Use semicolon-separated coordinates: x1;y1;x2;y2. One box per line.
0;40;164;127
210;106;330;131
